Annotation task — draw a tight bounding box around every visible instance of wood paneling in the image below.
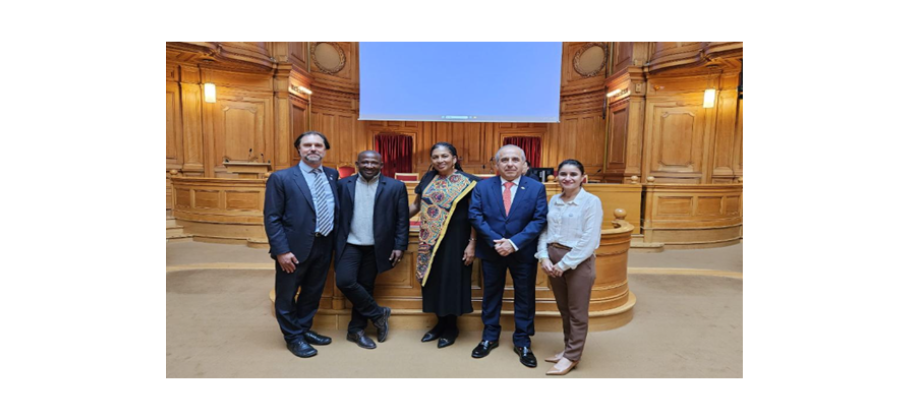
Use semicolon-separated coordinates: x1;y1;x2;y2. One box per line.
310;110;360;168
349;226;633;314
166;81;182;168
734;98;743;176
177;64;204;176
561;42;608;96
208;93;273;177
607;107;629;171
711;74;741;181
644;99;707;183
642;184;743;248
171;177;268;245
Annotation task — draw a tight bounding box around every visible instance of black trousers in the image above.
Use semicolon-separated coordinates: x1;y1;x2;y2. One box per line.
335;243;385;333
274;234;333;343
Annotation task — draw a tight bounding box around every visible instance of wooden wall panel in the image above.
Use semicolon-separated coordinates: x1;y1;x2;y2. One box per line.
711;73;741;182
607;107;629;172
561;42;608;95
577;114;606;173
166;81;182;168
642;184;743;248
643;99;706;183
178;65;205;176
613;42;633;74
289;42;307;69
734;99;743;176
209;94;273;177
647;42;705;73
290;101;307;168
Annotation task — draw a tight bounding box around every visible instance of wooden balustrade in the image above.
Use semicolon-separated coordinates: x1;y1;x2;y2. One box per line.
642;183;742;249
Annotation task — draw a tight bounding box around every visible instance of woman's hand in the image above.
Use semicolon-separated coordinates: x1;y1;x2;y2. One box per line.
463;243;476;266
540;258;555;276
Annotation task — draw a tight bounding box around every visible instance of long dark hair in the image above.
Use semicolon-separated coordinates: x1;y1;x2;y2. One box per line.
557;159;586;186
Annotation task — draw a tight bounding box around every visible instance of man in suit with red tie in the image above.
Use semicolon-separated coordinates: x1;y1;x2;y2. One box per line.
264;131;339;358
468;145;548;368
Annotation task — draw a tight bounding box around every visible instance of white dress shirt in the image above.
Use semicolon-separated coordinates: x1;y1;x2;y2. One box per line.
535;188;604;271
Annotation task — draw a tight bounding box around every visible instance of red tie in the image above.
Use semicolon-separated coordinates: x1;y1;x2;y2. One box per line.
503;181;514;215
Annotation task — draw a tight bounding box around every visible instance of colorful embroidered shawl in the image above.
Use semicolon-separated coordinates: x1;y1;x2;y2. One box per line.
416;173;477;286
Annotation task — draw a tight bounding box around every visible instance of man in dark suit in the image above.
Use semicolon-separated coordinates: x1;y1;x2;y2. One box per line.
264;131;339;358
335;151;409;349
468;145;548;368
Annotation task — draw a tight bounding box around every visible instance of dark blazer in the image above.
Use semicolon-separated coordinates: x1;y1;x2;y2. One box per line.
334;174;410;273
469;175;548;262
263;164;340;261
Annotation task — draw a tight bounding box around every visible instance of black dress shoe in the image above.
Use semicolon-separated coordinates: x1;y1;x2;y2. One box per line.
471;340;498;358
514;346;538;368
438;331;460;349
286;339;318;358
421;326;443;343
347;330;377;350
373;307;391;342
304;330;332;346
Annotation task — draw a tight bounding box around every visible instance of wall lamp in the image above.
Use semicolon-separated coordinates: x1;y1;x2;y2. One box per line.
703;89;716;108
203;83;216;103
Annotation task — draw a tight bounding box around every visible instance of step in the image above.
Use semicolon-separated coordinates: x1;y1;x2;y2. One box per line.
629;240;665;253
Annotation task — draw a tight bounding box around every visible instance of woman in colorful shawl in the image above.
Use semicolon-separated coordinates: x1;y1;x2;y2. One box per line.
409;142;479;348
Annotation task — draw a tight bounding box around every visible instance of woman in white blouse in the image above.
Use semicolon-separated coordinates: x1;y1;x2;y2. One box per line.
535;159;603;375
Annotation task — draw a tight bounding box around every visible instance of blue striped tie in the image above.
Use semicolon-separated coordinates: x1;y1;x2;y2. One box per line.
312;168;333;236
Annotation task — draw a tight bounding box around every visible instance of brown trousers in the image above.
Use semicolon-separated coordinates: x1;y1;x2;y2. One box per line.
547;246;596;361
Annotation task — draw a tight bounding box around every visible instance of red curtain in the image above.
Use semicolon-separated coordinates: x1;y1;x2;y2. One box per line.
374;133;413;177
503;136;542;168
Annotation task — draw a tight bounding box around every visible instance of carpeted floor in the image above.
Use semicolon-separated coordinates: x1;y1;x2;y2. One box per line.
166;241;742;378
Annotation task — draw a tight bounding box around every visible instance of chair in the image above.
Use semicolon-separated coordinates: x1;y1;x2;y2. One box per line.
337;165;356;178
394;172;419;181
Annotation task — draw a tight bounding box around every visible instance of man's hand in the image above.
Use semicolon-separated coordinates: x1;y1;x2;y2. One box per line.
278;252;299;274
389;250;404;267
493;238;515;257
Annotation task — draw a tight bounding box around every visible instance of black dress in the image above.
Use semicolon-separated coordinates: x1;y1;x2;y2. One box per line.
416;172;477;316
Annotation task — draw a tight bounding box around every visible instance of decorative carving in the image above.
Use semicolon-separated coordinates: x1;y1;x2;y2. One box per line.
573;43;608;78
630;175;639;184
311;42;346;75
610;208;634;232
646;176;656;184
